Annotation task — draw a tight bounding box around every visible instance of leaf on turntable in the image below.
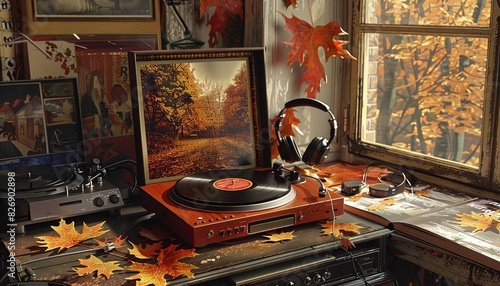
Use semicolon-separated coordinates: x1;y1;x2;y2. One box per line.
73;254;123;279
450;210;500;233
139;225;173;241
126;244;198;285
366;198;395;211
36;219;109;252
128;241;164;260
263;230;296;243
94;235;128;249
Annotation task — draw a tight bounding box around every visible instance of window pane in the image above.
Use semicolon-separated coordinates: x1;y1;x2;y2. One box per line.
364;0;491;27
360;33;487;168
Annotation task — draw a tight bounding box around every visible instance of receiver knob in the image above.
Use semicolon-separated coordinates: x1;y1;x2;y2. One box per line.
109;194;120;204
93;197;105;207
313;273;322;283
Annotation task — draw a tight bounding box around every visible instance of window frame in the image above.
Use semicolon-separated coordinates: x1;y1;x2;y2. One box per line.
341;0;500;194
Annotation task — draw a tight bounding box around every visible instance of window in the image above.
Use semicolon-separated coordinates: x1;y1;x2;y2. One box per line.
345;0;499;191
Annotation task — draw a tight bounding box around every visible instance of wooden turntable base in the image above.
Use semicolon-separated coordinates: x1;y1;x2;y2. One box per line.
140;176;344;247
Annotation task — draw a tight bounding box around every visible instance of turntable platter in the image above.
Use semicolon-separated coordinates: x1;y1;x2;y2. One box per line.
169;169;296;212
0;166;83;198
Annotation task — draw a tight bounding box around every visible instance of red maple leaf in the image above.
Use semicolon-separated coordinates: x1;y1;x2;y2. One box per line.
199;0;244;47
283;0;298;9
280;13;356;98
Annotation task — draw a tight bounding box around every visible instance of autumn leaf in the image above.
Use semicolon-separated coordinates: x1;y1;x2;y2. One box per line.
450;210;500;233
320;221;359;249
128;241;164;260
416;189;429;197
339;237;355;249
280;12;355;98
366;198;395;211
73;255;122;279
263;230;296;242
94;235;128;249
320;221;363;238
126;244;198;285
199;0;244;47
283;0;298;9
36;219;109;252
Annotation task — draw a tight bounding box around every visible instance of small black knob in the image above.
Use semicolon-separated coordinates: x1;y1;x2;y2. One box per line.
93;197;105;207
109;194;120;204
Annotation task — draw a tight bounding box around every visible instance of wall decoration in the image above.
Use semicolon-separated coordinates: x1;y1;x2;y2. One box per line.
33;0;154;20
129;48;270;185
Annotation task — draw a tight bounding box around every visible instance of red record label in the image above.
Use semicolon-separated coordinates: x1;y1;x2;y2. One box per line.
213;178;253;191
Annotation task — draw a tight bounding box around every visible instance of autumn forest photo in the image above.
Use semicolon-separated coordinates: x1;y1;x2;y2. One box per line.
139;58;256;180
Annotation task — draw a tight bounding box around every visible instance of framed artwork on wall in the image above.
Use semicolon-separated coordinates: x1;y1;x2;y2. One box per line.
129;48;271;185
32;0;155;20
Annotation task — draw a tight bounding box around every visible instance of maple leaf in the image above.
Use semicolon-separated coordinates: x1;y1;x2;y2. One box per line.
283;0;298;9
416;189;429;197
36;219;109;252
94;235;127;249
339;237;356;249
73;255;123;279
450;210;500;233
126;244;198;285
263;230;296;242
366;198;395;211
280;12;356;98
320;221;363;238
128;241;164;260
199;0;244;47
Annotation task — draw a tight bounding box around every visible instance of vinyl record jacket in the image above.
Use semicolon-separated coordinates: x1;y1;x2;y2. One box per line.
169;169;296;212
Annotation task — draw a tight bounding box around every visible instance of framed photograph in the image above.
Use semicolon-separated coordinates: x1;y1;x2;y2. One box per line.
129;48;271;185
33;0;155;20
0;78;84;169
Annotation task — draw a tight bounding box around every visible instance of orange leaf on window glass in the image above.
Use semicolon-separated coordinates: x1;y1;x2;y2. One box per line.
280;13;356;98
270;108;301;159
199;0;244;47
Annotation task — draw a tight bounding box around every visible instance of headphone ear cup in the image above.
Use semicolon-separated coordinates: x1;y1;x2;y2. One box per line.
278;135;301;162
302;137;329;165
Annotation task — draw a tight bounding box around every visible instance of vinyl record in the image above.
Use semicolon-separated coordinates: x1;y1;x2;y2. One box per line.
169;169;296;212
0;166;83;198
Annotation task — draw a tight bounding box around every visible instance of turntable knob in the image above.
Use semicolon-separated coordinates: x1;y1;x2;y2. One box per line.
93;197;105;207
109;194;120;204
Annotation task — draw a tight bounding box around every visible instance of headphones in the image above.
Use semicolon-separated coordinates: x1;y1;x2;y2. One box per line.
362;162;409;197
275;98;337;165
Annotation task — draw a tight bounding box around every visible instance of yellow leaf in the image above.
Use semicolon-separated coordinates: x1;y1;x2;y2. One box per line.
126;244;198;285
263;230;296;242
128;241;164;259
36;219;109;252
94;235;128;249
73;255;122;279
450;210;500;233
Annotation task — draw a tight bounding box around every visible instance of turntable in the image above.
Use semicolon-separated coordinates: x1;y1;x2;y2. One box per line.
140;169;344;247
0;165;124;232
